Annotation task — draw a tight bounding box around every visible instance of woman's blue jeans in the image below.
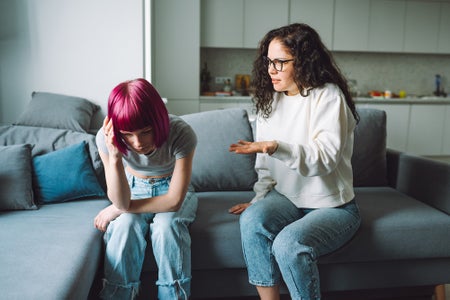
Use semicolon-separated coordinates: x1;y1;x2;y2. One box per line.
99;174;198;300
240;189;361;300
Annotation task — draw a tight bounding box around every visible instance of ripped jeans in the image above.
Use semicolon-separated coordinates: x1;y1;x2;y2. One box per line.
240;189;361;300
100;173;198;300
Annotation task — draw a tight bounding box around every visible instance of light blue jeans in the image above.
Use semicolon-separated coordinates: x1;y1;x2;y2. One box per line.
240;189;361;300
100;174;198;300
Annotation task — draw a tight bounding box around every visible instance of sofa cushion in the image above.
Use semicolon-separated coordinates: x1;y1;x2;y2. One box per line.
141;190;255;273
15;91;99;133
0;199;110;299
0;144;37;210
181;109;257;192
352;108;387;187
32;141;105;204
320;187;450;264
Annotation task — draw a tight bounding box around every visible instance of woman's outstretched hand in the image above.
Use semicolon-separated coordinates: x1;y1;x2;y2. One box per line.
228;203;252;215
229;140;278;155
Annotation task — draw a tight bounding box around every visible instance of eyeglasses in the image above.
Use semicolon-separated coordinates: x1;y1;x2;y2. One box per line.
263;56;294;72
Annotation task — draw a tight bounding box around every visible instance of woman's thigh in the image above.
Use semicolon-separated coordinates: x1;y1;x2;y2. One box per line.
275;201;361;257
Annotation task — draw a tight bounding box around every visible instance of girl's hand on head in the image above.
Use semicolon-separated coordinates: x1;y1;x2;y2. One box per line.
228;202;251;215
103;116;122;159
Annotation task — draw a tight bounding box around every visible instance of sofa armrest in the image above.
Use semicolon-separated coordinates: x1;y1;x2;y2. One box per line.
387;149;450;215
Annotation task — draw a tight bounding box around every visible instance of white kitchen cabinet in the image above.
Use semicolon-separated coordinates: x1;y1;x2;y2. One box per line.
201;0;244;48
334;0;370;51
357;103;410;152
289;0;334;49
152;0;200;100
438;2;450;53
407;104;446;155
244;0;289;48
368;0;406;52
201;0;288;49
404;1;440;53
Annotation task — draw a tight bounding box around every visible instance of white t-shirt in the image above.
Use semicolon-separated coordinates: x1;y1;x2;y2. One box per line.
96;115;197;177
252;84;356;208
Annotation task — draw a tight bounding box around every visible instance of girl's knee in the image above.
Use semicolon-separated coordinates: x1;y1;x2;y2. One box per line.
106;213;146;241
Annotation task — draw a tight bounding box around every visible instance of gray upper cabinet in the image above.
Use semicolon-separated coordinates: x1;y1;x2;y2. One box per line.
368;0;405;52
333;0;370;51
201;0;244;48
200;0;450;54
404;1;440;53
289;0;334;49
438;2;450;53
243;0;289;48
201;0;288;48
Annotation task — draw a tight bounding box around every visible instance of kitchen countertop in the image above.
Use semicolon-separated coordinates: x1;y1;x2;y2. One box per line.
200;95;450;104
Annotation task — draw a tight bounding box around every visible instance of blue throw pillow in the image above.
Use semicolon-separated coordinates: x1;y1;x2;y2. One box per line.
32;141;105;203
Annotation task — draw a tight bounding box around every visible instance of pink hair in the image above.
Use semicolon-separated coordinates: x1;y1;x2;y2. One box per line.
107;78;169;154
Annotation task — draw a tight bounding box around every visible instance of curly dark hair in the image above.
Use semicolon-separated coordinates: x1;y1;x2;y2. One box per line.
252;23;359;123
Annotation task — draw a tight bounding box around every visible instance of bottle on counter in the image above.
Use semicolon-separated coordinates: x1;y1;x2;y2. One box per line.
200;62;212;94
223;79;231;92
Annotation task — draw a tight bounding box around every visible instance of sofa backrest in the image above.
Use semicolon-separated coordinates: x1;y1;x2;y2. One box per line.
182;107;387;192
352;108;387;187
181;109;258;192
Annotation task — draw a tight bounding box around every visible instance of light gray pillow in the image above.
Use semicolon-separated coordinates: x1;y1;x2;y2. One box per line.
0;144;37;210
181;108;257;192
15;92;100;133
352;108;387;187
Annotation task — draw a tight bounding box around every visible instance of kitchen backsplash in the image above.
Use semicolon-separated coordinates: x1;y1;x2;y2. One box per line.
201;48;450;97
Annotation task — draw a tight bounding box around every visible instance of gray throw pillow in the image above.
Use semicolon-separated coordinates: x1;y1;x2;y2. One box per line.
0;144;37;210
15;91;100;133
181;108;257;192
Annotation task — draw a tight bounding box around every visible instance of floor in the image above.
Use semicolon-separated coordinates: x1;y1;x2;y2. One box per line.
202;286;450;300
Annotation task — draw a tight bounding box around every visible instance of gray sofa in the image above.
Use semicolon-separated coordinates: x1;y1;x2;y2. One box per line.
1;93;449;300
139;108;450;299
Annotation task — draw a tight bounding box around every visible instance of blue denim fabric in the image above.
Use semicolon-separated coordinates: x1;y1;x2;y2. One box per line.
240;189;361;300
100;173;198;300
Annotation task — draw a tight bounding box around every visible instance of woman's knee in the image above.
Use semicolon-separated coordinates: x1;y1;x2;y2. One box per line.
272;229;316;263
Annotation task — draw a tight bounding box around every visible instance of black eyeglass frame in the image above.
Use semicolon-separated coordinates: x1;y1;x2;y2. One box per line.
263;56;294;72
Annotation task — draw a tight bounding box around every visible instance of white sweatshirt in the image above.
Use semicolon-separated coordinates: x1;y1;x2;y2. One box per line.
252;83;356;208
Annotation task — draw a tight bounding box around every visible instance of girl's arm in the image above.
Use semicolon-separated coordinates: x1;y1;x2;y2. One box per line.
127;150;195;213
100;149;131;210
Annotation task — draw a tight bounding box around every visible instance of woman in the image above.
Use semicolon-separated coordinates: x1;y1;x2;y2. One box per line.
94;78;197;300
229;23;361;300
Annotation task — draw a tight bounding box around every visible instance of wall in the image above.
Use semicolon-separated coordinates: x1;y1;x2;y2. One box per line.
0;0;144;129
201;48;450;97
